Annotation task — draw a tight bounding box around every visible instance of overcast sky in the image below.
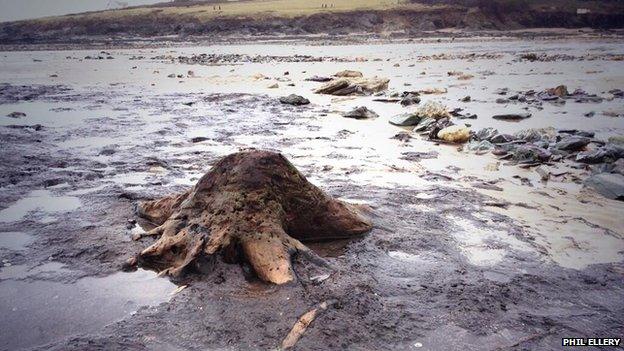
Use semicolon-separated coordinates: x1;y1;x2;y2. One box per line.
0;0;164;22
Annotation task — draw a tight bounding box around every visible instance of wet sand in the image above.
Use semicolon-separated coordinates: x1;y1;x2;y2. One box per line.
0;38;623;350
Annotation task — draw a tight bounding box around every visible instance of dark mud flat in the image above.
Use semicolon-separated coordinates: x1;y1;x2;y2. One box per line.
0;41;623;350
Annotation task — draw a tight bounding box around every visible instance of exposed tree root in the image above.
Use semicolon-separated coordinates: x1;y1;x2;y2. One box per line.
128;150;372;284
281;300;335;350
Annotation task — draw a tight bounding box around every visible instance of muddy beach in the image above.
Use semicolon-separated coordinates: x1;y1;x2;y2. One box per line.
1;38;623;350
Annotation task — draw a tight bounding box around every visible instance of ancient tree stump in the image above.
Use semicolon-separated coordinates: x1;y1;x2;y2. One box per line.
130;150;372;284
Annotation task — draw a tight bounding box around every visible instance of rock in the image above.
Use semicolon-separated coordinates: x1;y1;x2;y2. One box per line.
545;85;568;97
476;128;498;141
373;97;401;103
305;75;332;82
267;83;279;89
614;159;624;175
555;136;590;151
472;181;503;191
310;274;331;285
584;173;624;200
437;125;471;143
389;113;420;126
559;129;595;138
449;108;463;117
315;77;389;96
494;88;509;95
490;134;514;144
417;87;447;95
520;53;538;61
461;96;471;102
251;73;268;80
514;128;556;143
609;136;624;145
334;70;363;78
279;94;310;106
191;137;209;143
99;148;117;155
576;149;608;164
511;145;552;164
6;112;26;118
603;111;623;118
342;106;378;119
457;113;477;119
569;89;603;103
373;98;401;103
466;140;494;152
457;74;474;80
427;118;454;139
413;117;437;132
492;113;532;121
167;74;176;78
537;91;561;101
576;145;624;164
535;166;550;181
415;101;450;120
400;93;420;106
609;89;624;98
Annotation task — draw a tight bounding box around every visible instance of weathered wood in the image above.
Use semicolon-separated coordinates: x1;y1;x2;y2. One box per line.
130;150;372;284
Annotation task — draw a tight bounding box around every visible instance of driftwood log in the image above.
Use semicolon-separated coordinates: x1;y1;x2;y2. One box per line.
129;150;372;284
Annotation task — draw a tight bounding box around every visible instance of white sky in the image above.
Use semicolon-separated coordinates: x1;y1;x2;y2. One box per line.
0;0;164;22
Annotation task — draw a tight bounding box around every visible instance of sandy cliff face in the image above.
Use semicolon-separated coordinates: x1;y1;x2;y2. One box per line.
0;6;623;44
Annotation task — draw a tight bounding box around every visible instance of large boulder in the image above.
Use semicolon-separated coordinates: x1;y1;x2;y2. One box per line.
584;173;624;201
437;125;471;143
555;136;590;151
576;145;623;164
389;113;420;126
315;77;389;96
279;94;310;106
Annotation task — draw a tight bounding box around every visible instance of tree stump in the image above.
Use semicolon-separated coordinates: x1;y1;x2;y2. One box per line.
129;150;372;284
